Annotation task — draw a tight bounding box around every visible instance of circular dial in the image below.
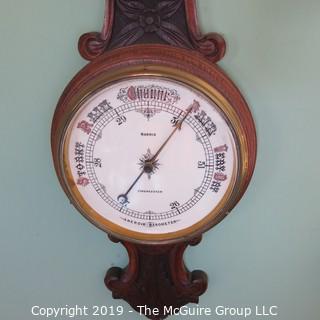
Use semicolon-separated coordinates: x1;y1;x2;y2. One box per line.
64;77;239;239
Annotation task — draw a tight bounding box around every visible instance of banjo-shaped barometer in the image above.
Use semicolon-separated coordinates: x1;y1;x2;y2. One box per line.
51;1;256;319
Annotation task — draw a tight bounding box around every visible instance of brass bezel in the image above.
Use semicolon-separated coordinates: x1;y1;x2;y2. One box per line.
57;64;249;244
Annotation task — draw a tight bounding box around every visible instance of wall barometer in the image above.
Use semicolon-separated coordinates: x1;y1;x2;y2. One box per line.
51;1;256;318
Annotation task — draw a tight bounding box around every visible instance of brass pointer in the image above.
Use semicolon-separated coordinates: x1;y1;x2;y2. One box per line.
148;100;199;163
117;100;199;205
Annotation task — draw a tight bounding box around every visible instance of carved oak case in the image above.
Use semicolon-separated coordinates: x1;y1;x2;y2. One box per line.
51;1;256;319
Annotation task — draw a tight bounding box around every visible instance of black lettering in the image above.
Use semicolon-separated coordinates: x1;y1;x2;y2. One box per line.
195;110;217;136
198;161;206;169
94;158;102;168
87;100;112;123
170;201;180;209
210;181;221;193
116;115;127;126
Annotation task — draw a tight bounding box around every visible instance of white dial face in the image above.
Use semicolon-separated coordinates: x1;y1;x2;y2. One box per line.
65;77;238;237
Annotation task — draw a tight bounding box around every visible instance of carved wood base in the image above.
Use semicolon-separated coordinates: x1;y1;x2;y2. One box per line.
105;236;208;319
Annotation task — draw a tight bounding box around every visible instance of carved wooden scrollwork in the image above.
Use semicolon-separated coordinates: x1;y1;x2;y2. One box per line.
79;0;226;63
105;235;208;320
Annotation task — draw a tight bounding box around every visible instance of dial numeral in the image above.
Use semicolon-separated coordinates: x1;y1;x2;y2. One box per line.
170;111;182;126
170;201;180;210
198;161;206;169
94;158;102;168
116;115;127;126
170;116;179;126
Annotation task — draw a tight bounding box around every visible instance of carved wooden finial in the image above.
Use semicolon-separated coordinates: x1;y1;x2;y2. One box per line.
79;0;225;62
105;237;207;320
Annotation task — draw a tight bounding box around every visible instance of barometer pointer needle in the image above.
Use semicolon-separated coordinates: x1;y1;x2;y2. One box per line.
149;103;195;162
117;170;145;205
117;102;196;205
